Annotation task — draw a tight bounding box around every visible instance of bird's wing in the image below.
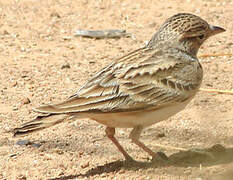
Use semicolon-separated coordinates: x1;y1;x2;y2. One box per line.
35;47;201;114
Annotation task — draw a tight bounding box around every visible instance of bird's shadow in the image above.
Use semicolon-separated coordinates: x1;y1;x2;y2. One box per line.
49;144;233;180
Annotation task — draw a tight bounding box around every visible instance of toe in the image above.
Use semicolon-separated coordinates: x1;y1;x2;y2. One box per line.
152;151;169;162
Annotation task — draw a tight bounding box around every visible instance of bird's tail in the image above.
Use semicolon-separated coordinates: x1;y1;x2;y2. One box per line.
12;114;70;136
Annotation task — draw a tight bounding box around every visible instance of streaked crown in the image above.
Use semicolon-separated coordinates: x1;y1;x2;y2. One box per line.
148;13;225;54
158;13;208;40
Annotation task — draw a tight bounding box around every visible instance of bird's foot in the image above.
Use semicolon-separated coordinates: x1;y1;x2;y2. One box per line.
151;151;169;163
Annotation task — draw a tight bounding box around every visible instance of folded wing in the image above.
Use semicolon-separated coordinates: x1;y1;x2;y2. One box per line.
35;47;199;114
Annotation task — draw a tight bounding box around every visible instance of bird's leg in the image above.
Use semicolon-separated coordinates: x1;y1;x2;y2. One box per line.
129;126;158;159
105;127;133;161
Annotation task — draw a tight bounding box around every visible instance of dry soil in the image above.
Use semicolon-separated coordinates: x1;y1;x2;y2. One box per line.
0;0;233;179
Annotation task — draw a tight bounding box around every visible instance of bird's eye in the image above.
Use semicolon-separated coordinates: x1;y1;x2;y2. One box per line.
198;34;205;40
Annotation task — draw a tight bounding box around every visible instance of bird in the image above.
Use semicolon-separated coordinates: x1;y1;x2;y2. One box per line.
12;13;225;161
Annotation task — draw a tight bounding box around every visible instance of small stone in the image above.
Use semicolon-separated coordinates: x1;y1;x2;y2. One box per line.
17;175;27;180
16;140;41;148
89;61;96;64
3;30;9;35
205;83;213;87
16;140;31;146
54;149;64;154
12;106;18;111
81;162;89;169
11;81;17;87
20;47;26;52
61;63;71;69
21;75;28;78
22;97;30;105
79;151;84;156
157;133;165;138
50;12;61;18
63;36;72;40
31;143;41;148
9;154;17;157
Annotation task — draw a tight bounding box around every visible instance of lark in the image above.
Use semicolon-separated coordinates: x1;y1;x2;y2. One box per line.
13;13;225;161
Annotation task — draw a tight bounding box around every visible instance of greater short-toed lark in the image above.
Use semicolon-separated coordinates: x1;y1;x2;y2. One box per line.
13;13;225;161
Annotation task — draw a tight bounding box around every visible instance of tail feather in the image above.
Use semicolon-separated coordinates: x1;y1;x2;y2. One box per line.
13;114;69;136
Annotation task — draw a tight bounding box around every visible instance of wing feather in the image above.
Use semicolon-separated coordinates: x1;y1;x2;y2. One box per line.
35;47;202;114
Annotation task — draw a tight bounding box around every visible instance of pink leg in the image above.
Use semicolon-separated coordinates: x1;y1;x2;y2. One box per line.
129;126;158;158
105;127;133;161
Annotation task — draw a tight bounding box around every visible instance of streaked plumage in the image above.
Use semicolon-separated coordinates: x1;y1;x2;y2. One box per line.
13;13;225;161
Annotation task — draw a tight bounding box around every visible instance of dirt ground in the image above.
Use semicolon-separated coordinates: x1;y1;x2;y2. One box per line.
0;0;233;179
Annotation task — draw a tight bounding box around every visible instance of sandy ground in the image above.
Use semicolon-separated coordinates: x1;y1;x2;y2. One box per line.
0;0;233;179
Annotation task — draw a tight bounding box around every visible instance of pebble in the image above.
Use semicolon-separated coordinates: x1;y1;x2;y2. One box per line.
89;61;96;64
81;162;89;169
17;175;27;180
31;143;41;148
11;81;17;87
9;154;17;158
74;29;128;39
50;12;61;18
16;140;31;146
12;106;18;111
62;36;72;40
22;97;30;104
157;133;165;138
16;140;41;148
61;63;71;69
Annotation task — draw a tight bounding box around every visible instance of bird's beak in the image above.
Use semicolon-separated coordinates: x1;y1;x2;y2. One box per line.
209;25;226;36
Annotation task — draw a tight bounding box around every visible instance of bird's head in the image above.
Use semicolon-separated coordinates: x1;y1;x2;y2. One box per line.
149;13;225;56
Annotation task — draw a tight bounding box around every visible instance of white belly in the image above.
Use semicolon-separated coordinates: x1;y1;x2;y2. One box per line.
85;99;192;128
